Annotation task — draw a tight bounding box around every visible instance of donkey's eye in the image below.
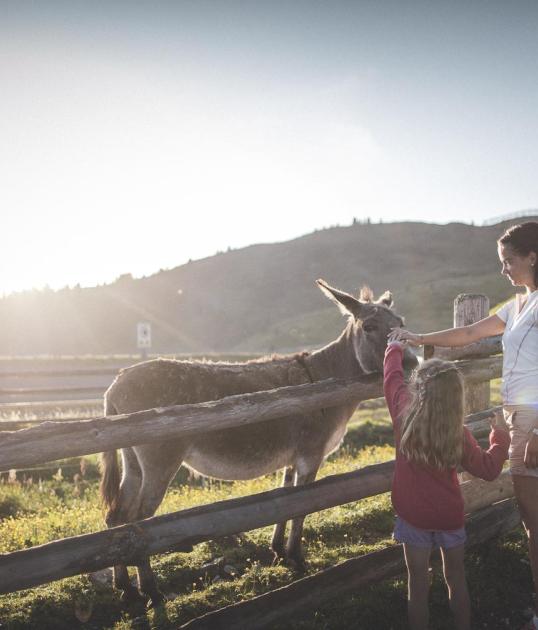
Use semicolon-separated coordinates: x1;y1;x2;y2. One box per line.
363;324;377;333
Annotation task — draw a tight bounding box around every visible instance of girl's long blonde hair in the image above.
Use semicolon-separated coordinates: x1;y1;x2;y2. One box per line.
399;358;465;470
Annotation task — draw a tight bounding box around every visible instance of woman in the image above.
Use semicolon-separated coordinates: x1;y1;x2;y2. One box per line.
390;221;538;629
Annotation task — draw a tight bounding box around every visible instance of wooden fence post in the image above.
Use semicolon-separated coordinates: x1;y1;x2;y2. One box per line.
423;345;435;360
454;294;491;414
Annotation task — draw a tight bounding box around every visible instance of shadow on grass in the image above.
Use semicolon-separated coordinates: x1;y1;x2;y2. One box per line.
281;527;533;630
340;420;394;454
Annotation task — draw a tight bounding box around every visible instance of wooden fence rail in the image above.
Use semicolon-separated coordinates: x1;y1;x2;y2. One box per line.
0;292;510;625
180;498;520;630
0;456;515;595
0;375;377;472
0;356;502;473
0;386;105;397
0;368;122;378
433;335;502;361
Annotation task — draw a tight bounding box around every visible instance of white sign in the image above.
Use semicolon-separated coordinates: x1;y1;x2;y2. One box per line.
137;322;152;349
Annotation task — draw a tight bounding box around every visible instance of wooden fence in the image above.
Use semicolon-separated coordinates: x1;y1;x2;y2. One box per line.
0;366;119;406
0;354;256;405
0;294;517;628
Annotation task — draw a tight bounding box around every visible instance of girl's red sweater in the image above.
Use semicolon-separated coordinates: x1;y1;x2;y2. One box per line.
384;344;510;531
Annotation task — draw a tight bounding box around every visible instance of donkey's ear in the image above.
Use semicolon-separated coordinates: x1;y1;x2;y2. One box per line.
376;290;393;308
316;279;363;318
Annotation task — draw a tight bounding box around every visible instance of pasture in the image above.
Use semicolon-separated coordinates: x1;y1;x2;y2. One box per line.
0;380;533;630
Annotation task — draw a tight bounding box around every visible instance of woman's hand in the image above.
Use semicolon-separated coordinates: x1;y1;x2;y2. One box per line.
489;409;509;432
388;328;423;347
524;434;538;469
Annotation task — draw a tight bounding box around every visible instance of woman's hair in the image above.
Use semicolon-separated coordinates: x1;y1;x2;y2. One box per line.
399;358;465;470
498;221;538;286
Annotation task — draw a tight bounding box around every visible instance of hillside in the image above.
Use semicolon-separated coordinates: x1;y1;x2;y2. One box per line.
1;219;533;356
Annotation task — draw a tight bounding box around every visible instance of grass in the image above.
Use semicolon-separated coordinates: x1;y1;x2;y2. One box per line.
0;441;397;630
0;379;532;629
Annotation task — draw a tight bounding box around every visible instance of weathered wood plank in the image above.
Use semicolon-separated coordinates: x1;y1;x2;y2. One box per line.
455;295;491;414
465;404;502;435
0;415;94;430
462;470;514;513
182;546;405;630
0;368;121;378
0;435;514;597
423;344;435;360
0;461;396;594
179;499;520;629
0;386;105;396
434;336;502;360
0;375;382;472
456;356;502;383
0;356;502;472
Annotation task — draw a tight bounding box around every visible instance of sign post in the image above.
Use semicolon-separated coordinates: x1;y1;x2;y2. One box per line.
137;322;152;359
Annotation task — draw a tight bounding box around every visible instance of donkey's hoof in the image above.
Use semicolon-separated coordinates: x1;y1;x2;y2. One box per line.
271;551;285;566
146;591;167;609
271;553;286;567
286;555;307;573
120;588;147;607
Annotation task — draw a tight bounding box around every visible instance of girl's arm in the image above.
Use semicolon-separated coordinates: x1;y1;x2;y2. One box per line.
461;426;510;481
383;342;411;427
389;313;506;348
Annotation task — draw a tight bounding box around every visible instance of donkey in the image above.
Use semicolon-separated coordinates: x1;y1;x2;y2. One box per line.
100;279;416;606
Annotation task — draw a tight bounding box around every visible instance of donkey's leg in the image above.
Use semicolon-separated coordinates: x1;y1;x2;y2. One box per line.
131;442;187;608
106;448;146;605
271;466;295;563
285;460;322;571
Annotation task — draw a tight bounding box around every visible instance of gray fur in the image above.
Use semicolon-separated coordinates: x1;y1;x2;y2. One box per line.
100;279;416;605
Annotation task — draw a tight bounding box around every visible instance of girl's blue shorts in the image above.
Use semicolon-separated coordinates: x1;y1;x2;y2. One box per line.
394;516;466;549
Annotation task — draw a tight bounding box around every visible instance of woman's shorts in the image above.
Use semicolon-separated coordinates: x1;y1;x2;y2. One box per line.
504;405;538;477
393;516;466;549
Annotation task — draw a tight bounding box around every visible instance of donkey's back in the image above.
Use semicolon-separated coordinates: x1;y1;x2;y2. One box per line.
106;354;311;414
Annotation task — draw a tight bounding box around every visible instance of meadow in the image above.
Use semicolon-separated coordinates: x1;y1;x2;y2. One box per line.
0;381;534;629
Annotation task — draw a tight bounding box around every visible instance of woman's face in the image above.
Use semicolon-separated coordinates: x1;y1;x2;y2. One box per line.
498;243;537;288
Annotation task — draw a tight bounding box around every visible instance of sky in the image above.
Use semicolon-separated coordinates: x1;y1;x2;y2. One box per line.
2;0;538;295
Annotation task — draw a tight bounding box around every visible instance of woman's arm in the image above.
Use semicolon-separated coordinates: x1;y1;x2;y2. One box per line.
390;313;505;348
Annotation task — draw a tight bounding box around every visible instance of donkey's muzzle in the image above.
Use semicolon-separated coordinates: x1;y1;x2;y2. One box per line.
402;349;419;370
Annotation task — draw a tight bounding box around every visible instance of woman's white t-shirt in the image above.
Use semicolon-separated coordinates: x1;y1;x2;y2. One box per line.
496;290;538;405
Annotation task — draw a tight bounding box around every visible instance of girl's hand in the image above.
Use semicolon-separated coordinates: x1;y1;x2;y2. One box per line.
388;328;423;347
489;409;509;432
387;339;406;350
524;434;538;469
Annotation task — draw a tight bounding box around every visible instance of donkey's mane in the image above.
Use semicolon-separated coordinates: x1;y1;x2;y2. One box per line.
121;351;309;373
180;352;306;365
247;351;309;364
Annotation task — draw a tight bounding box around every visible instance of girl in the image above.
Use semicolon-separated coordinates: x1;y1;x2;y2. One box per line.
384;341;510;630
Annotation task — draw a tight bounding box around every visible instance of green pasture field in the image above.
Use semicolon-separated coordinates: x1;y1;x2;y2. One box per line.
0;380;533;629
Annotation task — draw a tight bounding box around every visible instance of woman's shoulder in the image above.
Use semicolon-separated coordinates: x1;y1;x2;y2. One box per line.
495;295;518;322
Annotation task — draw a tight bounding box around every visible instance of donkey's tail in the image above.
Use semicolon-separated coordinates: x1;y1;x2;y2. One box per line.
99;397;121;520
99;450;120;516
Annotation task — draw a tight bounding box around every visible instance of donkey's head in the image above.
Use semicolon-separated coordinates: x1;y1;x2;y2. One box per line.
317;279;417;373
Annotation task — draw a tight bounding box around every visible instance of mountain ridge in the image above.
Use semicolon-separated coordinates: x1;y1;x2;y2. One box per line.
1;218;534;356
